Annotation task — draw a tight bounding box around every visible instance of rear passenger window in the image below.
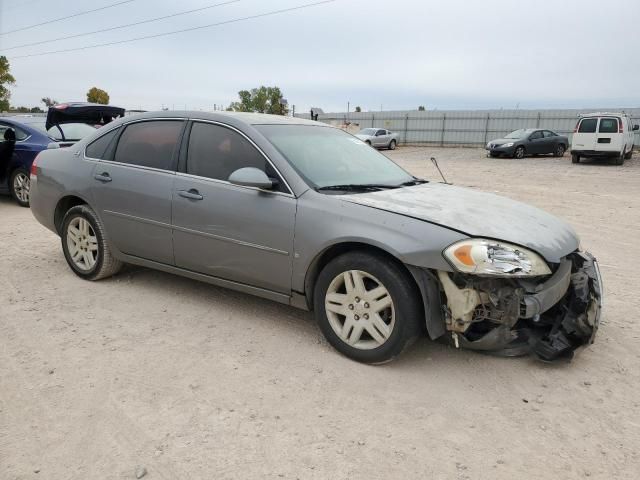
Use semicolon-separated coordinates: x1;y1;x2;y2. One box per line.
187;122;287;193
85;127;120;159
598;118;618;133
114;121;183;170
543;130;557;138
578;118;597;133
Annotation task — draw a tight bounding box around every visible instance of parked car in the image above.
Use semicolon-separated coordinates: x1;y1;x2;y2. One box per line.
355;128;399;149
0;102;124;207
570;112;638;165
30;111;602;364
486;128;569;159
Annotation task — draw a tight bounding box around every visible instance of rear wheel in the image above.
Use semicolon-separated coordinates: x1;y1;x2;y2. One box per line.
554;144;566;157
388;139;397;150
571;153;580;164
9;168;30;207
61;205;122;281
614;150;625;166
514;146;525;159
625;148;633;160
313;251;422;364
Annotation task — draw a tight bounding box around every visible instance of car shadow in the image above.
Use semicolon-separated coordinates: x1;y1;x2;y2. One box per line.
102;264;561;371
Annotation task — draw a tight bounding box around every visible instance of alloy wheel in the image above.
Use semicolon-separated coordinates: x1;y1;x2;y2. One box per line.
324;270;395;350
66;217;99;271
12;172;30;204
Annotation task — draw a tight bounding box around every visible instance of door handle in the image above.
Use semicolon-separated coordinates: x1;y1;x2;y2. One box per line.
94;172;112;183
178;189;204;200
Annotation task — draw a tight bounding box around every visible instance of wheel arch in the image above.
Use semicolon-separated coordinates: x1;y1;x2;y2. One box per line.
303;241;442;338
54;194;91;235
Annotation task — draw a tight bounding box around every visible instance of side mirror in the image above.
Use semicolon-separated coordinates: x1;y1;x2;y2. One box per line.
228;167;274;190
634;124;639;131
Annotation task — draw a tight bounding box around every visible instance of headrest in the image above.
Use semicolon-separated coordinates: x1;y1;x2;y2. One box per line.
3;128;16;142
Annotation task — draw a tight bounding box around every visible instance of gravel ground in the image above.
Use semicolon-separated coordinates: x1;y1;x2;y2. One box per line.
1;147;639;479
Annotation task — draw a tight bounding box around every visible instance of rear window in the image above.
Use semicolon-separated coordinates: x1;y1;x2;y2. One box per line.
598;118;619;133
48;123;97;141
114;120;183;170
85;127;120;159
578;118;597;133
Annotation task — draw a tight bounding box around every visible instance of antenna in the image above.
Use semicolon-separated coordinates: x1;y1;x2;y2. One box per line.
430;156;450;184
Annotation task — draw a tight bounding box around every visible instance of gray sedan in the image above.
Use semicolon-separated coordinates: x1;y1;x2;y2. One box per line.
486;128;569;159
355;128;399;149
30;112;602;364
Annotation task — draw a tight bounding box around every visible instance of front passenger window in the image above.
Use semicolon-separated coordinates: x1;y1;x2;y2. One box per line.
187;122;288;193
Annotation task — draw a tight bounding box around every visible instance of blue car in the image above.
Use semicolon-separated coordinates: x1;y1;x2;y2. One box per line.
0;103;125;206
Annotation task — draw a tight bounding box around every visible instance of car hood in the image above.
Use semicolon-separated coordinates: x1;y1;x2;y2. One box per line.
341;183;579;262
489;138;518;145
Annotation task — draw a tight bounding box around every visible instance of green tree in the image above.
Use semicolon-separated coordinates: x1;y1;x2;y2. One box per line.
228;86;288;115
418;105;426;111
41;97;58;108
355;106;361;112
0;56;16;112
87;87;110;104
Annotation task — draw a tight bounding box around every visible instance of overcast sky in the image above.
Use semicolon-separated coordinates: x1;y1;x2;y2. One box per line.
1;0;638;113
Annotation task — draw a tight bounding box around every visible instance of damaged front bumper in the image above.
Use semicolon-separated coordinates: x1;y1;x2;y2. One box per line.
436;251;602;362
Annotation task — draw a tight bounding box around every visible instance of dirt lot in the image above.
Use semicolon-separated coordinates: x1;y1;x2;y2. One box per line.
1;147;639;479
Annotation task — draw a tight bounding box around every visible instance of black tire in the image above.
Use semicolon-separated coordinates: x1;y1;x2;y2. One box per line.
614;150;625;166
61;205;122;281
571;153;580;164
388;139;397;150
9;168;31;207
365;140;372;147
554;144;566;157
625;149;633;160
513;146;525;159
313;251;422;364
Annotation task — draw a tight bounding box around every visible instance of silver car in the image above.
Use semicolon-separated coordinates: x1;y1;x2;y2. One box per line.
355;128;399;149
30;111;602;364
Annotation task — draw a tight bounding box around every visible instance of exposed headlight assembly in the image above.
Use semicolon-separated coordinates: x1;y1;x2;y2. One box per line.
503;142;514;147
443;239;551;277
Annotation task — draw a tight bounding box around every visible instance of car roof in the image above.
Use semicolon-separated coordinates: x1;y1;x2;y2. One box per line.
580;112;627;118
117;110;328;127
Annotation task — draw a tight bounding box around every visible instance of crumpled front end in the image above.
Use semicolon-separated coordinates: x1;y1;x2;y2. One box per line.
436;251;602;362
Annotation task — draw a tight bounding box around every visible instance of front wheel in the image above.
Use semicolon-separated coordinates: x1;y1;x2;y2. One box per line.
572;153;580;164
365;140;372;147
554;144;566;157
9;168;31;207
313;252;422;364
513;146;525;159
61;205;122;280
388;139;397;150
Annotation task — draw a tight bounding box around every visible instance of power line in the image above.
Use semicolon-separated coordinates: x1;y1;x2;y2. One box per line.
1;0;240;51
0;0;140;36
9;0;338;59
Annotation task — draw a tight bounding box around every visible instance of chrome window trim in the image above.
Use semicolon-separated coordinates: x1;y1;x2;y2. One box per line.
175;171;294;199
188;118;295;197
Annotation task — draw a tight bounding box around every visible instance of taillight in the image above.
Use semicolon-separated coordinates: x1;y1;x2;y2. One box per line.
618;118;623;133
30;156;38;177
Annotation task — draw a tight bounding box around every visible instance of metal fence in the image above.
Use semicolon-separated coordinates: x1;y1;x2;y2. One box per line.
296;108;640;146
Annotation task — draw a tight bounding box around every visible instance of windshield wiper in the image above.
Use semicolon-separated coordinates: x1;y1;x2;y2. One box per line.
399;179;428;187
316;183;399;192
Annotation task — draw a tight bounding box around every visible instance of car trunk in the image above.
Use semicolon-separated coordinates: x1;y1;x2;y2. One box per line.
46;103;125;143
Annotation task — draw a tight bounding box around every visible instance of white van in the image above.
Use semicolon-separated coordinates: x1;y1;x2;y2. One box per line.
571;112;638;165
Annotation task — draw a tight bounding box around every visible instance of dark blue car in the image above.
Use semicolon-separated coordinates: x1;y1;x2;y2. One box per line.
0;103;125;206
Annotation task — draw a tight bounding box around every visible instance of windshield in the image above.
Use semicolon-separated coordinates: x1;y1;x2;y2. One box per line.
48;123;98;141
505;129;529;139
256;125;415;189
357;128;377;136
